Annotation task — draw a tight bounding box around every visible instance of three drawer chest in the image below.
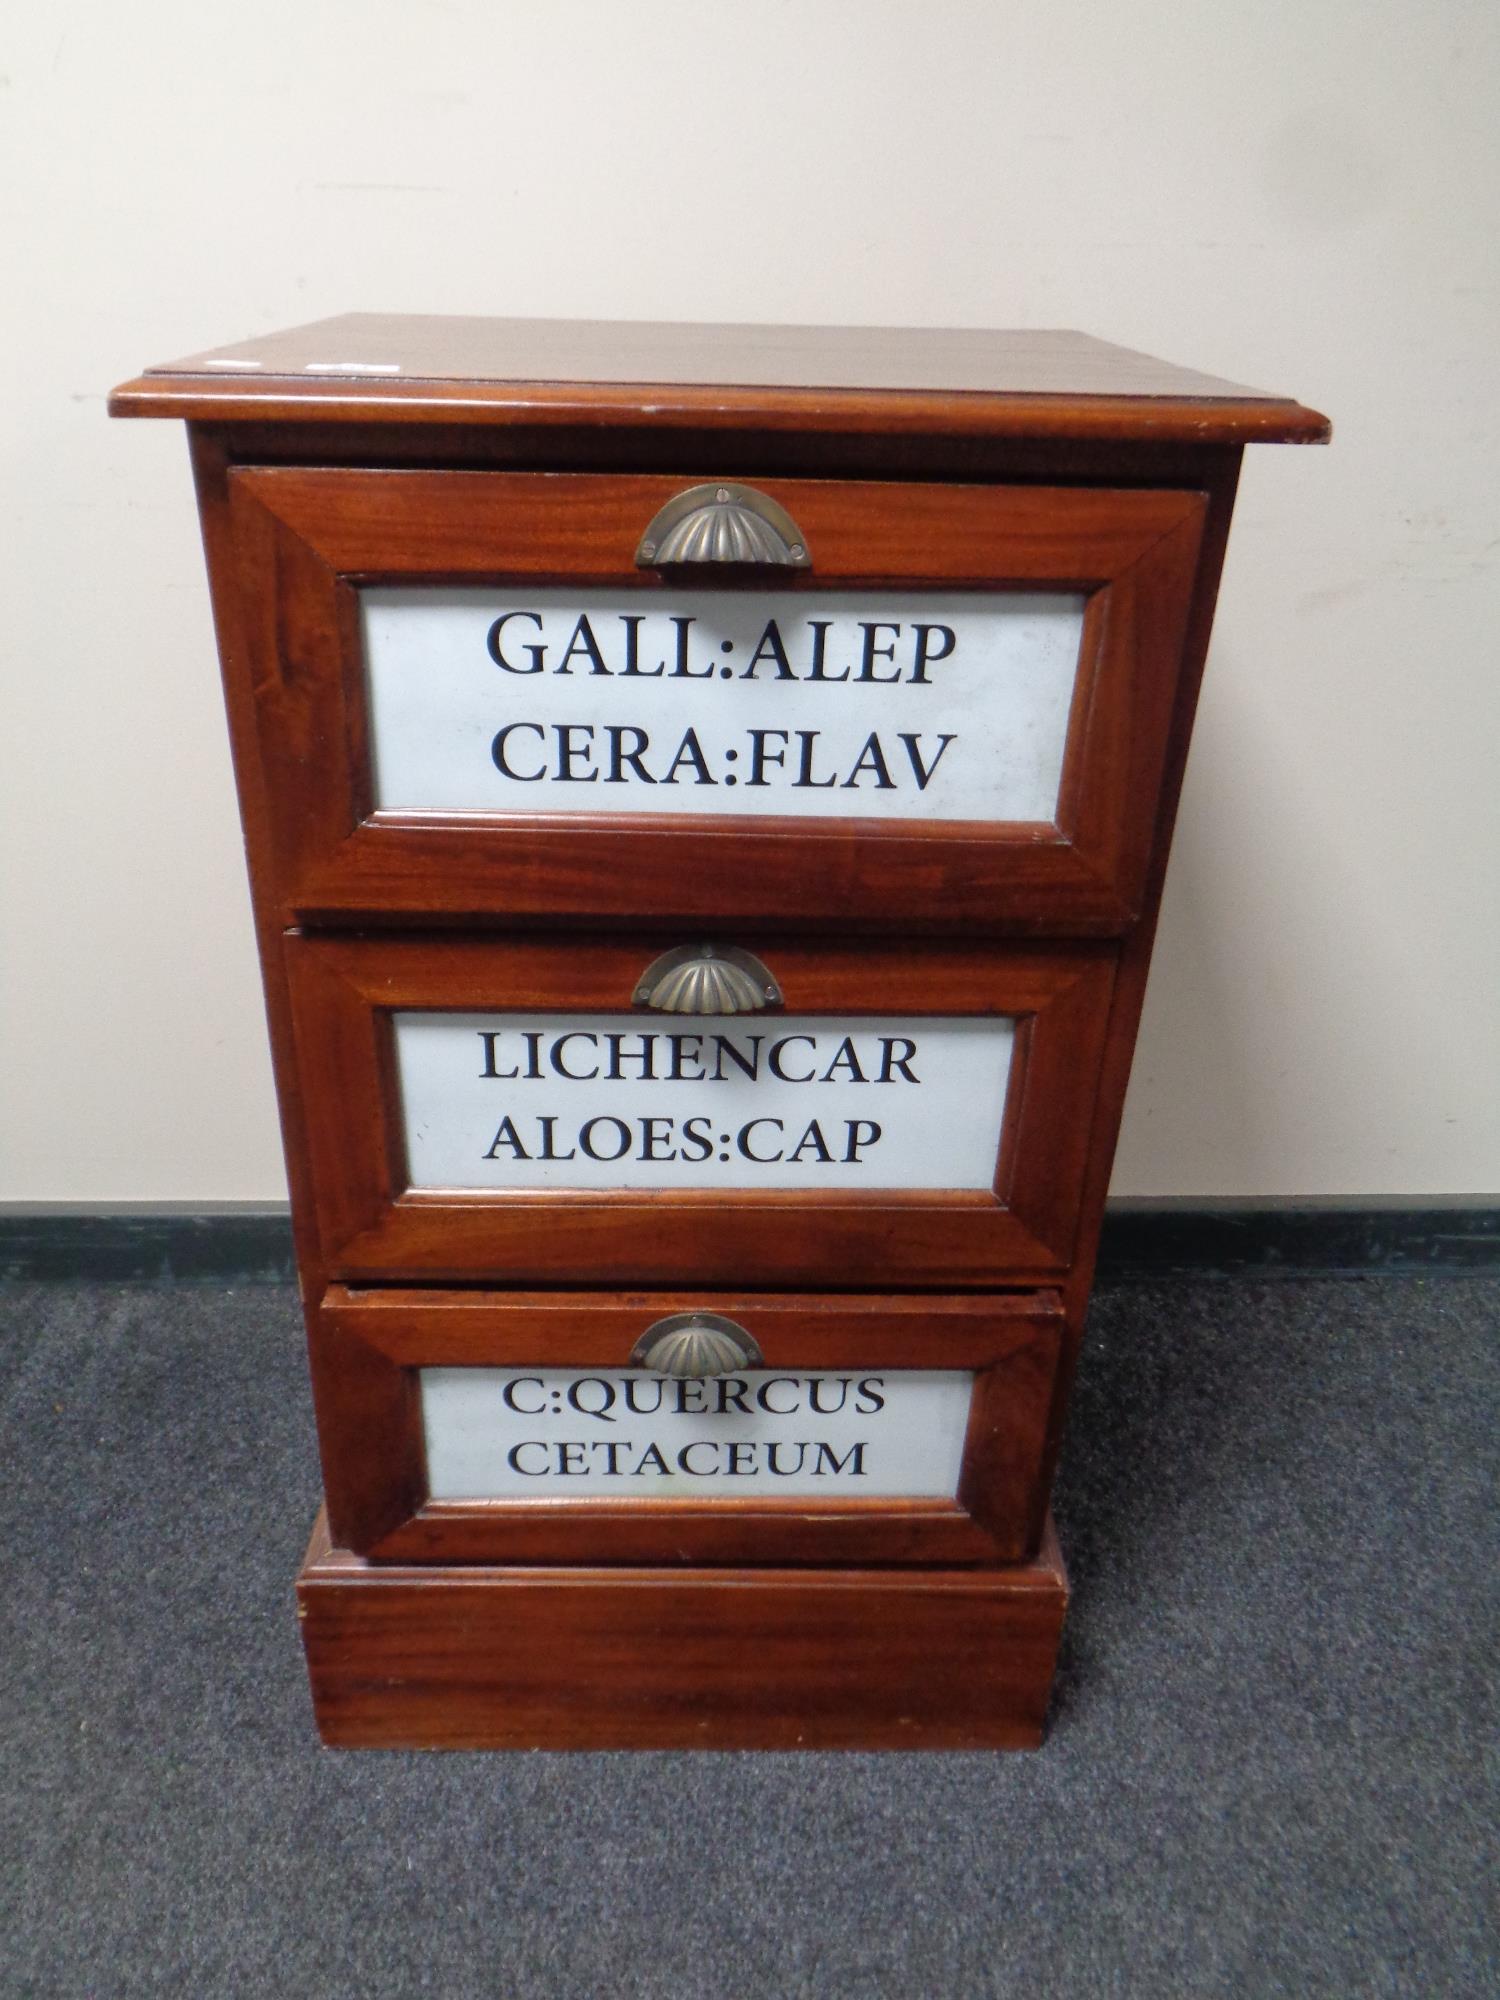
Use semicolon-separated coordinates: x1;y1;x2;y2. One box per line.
111;317;1327;1748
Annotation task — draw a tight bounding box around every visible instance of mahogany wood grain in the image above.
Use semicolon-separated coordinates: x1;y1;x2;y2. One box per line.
225;469;1204;934
189;421;1264;490
184;433;333;1300
111;317;1329;447
110;323;1322;1751
296;1506;1069;1750
1043;451;1245;1491
281;931;1116;1286
313;1286;1062;1565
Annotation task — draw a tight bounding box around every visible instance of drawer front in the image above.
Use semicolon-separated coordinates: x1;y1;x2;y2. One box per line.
313;1287;1064;1565
284;932;1116;1286
229;469;1205;933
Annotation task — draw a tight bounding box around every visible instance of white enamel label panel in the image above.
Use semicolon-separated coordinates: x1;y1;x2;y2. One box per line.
421;1367;974;1500
361;588;1085;824
394;1012;1015;1192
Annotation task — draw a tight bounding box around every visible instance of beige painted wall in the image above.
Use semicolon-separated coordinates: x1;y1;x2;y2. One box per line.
2;1;1496;1201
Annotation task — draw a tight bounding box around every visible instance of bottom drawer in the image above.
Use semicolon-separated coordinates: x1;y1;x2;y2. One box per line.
312;1287;1064;1566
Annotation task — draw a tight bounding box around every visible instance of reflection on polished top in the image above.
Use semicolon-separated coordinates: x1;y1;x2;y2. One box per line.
108;315;1330;443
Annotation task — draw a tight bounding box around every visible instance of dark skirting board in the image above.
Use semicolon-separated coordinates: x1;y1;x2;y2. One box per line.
2;1202;1496;1286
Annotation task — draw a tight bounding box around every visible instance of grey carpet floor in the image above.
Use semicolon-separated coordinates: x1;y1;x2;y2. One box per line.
1;1276;1495;1999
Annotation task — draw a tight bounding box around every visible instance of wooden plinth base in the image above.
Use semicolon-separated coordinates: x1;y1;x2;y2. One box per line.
295;1510;1068;1750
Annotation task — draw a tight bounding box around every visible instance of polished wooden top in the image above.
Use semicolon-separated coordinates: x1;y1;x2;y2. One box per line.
110;314;1328;444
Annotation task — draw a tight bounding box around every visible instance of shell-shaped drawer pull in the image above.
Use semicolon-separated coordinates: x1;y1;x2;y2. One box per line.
630;1313;764;1378
635;482;811;568
633;944;782;1015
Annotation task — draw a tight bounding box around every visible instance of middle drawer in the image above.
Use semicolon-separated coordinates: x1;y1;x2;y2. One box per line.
285;932;1116;1288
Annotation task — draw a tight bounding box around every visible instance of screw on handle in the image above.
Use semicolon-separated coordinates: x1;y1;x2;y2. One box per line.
633;944;782;1015
635;482;811;568
629;1313;765;1378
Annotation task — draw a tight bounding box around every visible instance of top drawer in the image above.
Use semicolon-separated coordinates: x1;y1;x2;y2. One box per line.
226;470;1206;933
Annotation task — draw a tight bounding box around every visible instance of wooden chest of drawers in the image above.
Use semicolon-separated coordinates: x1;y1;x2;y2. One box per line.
112;317;1326;1748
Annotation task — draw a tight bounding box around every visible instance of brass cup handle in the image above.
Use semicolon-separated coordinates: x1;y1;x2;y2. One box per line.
634;944;781;1015
636;482;811;568
629;1313;764;1378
